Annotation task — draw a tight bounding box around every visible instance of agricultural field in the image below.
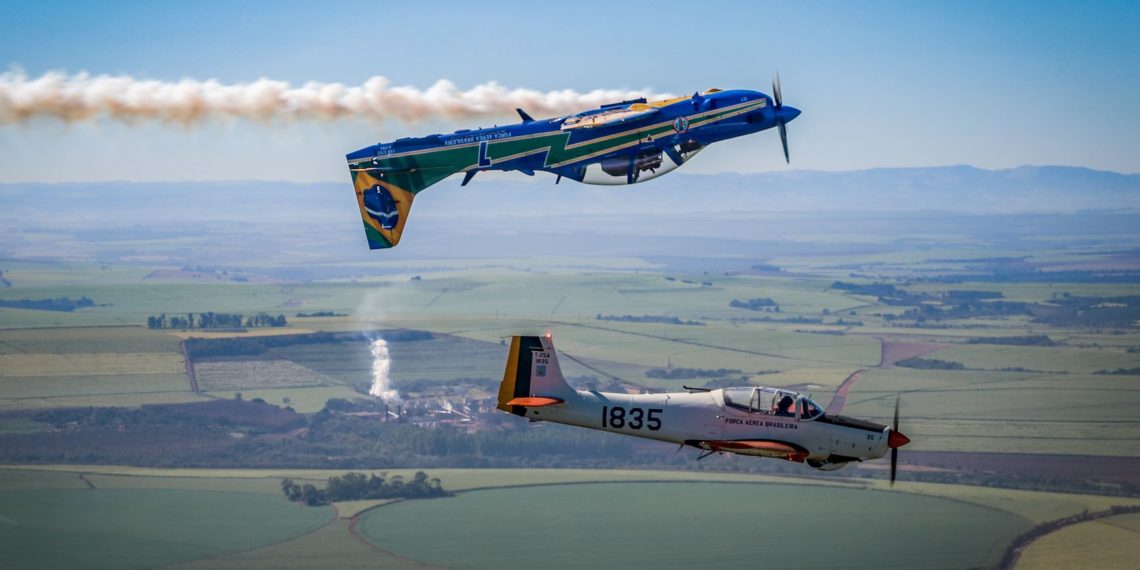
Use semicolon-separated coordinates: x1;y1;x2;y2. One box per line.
2;206;1140;567
0;469;333;569
838;367;1140;456
5;465;1134;569
359;482;1028;570
0;326;201;411
2;257;1139;459
1016;512;1140;570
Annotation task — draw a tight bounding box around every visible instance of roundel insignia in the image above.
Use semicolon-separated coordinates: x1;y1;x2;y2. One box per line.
672;116;689;133
362;184;399;230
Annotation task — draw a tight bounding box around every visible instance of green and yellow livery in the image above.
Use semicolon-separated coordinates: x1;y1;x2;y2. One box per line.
346;81;800;249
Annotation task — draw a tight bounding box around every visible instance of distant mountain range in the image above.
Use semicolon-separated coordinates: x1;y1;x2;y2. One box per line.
1;165;1137;227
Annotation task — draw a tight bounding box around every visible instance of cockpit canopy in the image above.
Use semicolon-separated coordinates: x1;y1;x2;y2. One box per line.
722;387;824;421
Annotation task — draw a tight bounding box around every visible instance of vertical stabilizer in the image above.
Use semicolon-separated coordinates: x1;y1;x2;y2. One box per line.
496;335;575;416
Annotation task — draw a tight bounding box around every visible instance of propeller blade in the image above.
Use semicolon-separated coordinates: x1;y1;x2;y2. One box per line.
778;121;789;164
889;395;907;487
772;73;783;109
891;447;898;486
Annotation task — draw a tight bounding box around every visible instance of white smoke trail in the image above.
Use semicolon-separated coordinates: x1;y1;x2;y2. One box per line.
368;338;401;404
0;70;672;126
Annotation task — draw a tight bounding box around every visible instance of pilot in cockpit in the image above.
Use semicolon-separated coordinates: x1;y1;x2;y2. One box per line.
801;398;822;420
774;395;795;417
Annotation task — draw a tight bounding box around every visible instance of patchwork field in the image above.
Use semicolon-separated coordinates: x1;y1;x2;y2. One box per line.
2;262;1139;462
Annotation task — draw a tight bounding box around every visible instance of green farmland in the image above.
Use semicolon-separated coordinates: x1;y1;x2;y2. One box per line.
3;205;1140;568
0;469;333;569
360;482;1028;570
4;466;1137;570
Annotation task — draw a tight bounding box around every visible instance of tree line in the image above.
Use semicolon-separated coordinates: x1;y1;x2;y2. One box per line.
147;312;287;330
597;314;704;326
281;471;450;506
0;296;95;312
729;298;780;311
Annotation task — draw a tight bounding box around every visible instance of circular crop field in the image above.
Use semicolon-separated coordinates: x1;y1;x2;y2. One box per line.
359;482;1029;570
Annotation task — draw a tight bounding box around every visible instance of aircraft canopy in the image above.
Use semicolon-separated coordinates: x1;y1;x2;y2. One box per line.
723;387;824;421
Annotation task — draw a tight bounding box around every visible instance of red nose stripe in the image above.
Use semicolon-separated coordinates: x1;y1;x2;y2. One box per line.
888;431;911;449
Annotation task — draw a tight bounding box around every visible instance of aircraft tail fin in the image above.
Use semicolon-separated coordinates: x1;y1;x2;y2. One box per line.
347;153;467;249
497;335;575;416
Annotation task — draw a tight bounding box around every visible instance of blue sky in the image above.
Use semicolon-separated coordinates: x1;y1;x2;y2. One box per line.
1;0;1137;182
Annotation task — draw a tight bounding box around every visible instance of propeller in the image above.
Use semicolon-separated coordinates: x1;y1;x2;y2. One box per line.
771;73;797;164
887;395;911;486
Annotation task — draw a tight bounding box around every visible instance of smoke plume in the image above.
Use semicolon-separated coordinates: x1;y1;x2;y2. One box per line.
0;70;670;125
368;338;400;404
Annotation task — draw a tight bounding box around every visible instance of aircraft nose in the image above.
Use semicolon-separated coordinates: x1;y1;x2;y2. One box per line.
888;429;911;449
780;105;801;123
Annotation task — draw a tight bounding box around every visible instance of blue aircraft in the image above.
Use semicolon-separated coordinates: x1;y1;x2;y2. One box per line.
345;77;800;249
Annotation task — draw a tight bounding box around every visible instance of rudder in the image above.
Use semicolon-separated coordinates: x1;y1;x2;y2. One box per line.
496;335;575;416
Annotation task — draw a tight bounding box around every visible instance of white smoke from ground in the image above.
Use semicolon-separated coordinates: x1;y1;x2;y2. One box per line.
368;338;400;404
0;70;672;126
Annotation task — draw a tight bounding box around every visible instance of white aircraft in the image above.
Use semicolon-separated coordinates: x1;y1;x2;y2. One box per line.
496;334;911;483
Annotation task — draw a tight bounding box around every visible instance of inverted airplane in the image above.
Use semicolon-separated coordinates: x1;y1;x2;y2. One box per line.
345;78;801;249
496;335;911;484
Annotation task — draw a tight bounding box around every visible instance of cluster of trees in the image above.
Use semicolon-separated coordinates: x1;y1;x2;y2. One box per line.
184;329;433;360
967;335;1055;346
837;279;1137;329
596;314;704;326
928;269;1140;285
750;263;781;272
884;300;1033;323
1093;367;1140;376
730;315;822;324
646;367;741;379
281;471;450;506
0;296;95;312
147;312;287;330
895;357;966;370
729;298;780;311
295;311;346;317
945;290;1004;301
32;399;305;433
1035;294;1140;328
661;277;713;286
831;281;917;303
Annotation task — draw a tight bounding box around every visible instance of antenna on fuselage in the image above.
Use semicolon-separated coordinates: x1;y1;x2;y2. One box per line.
560;350;651;394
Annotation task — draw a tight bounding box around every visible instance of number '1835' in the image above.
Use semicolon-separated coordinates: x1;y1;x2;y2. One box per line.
601;406;662;431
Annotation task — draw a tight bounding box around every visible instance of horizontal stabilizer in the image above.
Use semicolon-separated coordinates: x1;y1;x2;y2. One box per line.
506;396;563;407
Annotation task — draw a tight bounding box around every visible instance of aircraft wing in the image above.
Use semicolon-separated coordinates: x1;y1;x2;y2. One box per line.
700;440;809;462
